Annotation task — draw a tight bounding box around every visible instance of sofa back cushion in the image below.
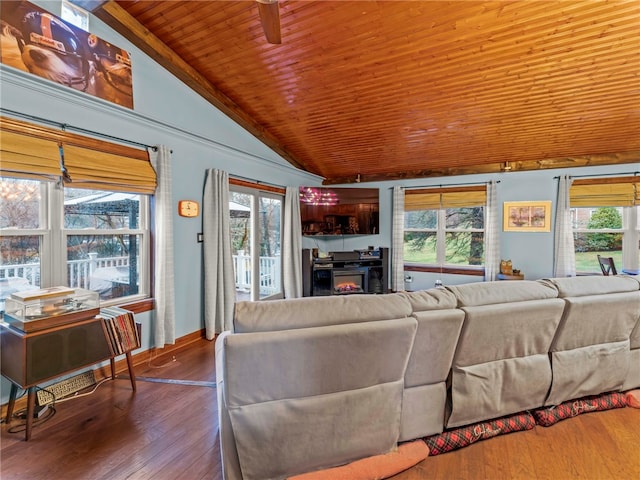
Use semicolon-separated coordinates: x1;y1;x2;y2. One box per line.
540;275;639;298
221;318;418;479
399;288;458;311
446;280;558;307
233;293;412;333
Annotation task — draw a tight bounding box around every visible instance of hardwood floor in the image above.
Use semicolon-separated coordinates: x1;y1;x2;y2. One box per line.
1;338;639;479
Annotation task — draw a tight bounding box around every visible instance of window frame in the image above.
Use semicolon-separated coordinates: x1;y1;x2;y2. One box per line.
572;205;639;275
0;178;152;310
403;204;486;276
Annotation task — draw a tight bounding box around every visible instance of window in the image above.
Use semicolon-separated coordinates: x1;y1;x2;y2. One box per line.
0;178;150;309
570;177;640;274
403;186;486;270
0;117;155;310
230;186;283;301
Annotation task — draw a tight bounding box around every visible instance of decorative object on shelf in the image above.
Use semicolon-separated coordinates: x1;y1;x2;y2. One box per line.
503;200;552;232
500;259;513;275
498;260;524;280
178;200;199;217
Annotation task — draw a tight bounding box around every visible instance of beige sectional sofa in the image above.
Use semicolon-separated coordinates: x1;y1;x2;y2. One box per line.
215;275;640;480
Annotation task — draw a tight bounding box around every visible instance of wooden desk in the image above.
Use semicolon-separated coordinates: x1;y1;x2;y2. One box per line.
1;315;138;440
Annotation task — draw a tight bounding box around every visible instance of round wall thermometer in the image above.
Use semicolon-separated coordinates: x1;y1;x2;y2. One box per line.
178;200;200;217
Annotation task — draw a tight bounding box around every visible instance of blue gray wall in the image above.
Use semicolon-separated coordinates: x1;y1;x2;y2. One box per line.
2;1;637;403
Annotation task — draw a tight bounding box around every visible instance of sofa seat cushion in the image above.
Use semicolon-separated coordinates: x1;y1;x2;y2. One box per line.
233;293;412;333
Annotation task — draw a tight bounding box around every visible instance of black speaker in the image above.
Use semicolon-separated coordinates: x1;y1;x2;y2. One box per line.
23;319;112;385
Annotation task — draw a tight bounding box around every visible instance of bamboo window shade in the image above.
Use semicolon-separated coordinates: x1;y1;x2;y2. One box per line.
570;177;639;207
404;185;486;211
0;117;157;194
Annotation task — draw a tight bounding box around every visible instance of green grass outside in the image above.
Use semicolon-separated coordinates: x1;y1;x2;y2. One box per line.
405;246;623;273
575;250;622;273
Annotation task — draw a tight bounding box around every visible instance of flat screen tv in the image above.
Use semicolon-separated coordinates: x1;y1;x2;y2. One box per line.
299;187;379;236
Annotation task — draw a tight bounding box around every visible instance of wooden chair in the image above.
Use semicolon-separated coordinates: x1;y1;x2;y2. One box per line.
597;255;617;276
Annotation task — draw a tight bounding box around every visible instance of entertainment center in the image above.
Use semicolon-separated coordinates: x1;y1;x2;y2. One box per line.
302;248;389;297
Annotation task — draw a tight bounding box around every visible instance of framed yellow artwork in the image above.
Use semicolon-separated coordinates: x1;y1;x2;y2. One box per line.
503;201;552;232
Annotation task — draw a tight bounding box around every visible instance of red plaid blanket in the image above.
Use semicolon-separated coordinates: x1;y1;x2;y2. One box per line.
533;392;627;427
424;412;536;456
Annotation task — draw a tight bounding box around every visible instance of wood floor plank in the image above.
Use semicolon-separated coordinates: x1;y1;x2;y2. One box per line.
2;338;639;480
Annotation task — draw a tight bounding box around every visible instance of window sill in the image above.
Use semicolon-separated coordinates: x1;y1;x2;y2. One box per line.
404;264;485;276
117;298;154;314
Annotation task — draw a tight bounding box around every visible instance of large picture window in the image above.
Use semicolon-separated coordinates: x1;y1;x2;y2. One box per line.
403;186;486;270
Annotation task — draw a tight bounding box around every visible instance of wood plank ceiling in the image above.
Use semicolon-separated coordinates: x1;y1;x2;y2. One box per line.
93;1;640;184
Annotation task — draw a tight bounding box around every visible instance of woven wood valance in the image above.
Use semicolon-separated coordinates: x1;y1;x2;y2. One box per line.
405;185;486;211
570;177;639;207
0;117;156;194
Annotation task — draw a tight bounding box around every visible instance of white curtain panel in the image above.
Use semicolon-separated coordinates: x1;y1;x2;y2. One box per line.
484;180;500;281
554;175;576;277
203;169;236;337
148;145;176;346
391;186;405;292
283;186;303;298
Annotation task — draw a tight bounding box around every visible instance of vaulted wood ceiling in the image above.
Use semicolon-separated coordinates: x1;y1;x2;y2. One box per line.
88;1;639;184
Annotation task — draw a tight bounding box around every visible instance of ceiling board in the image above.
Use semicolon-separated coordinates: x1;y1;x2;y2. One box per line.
99;1;639;183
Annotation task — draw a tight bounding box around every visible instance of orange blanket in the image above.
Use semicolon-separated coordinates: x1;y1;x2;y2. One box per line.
288;440;429;480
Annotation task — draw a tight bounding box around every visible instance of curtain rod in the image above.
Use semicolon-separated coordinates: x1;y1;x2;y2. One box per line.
1;108;157;151
398;180;500;190
230;174;284;190
554;171;639;179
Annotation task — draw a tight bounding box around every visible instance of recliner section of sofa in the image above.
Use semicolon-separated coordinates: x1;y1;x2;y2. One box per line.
541;276;640;405
444;280;566;427
216;318;418;480
398;288;464;440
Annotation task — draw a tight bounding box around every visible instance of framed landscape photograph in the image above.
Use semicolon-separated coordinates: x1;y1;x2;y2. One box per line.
503;201;552;232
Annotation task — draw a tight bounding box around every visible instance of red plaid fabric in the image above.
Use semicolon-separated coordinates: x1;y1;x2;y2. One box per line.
424;412;535;456
533;392;627;427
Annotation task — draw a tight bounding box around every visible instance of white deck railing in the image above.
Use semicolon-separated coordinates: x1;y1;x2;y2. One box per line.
233;253;281;296
1;254;280;296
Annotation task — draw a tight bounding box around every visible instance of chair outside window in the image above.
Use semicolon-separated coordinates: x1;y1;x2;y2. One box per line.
597;255;617;276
